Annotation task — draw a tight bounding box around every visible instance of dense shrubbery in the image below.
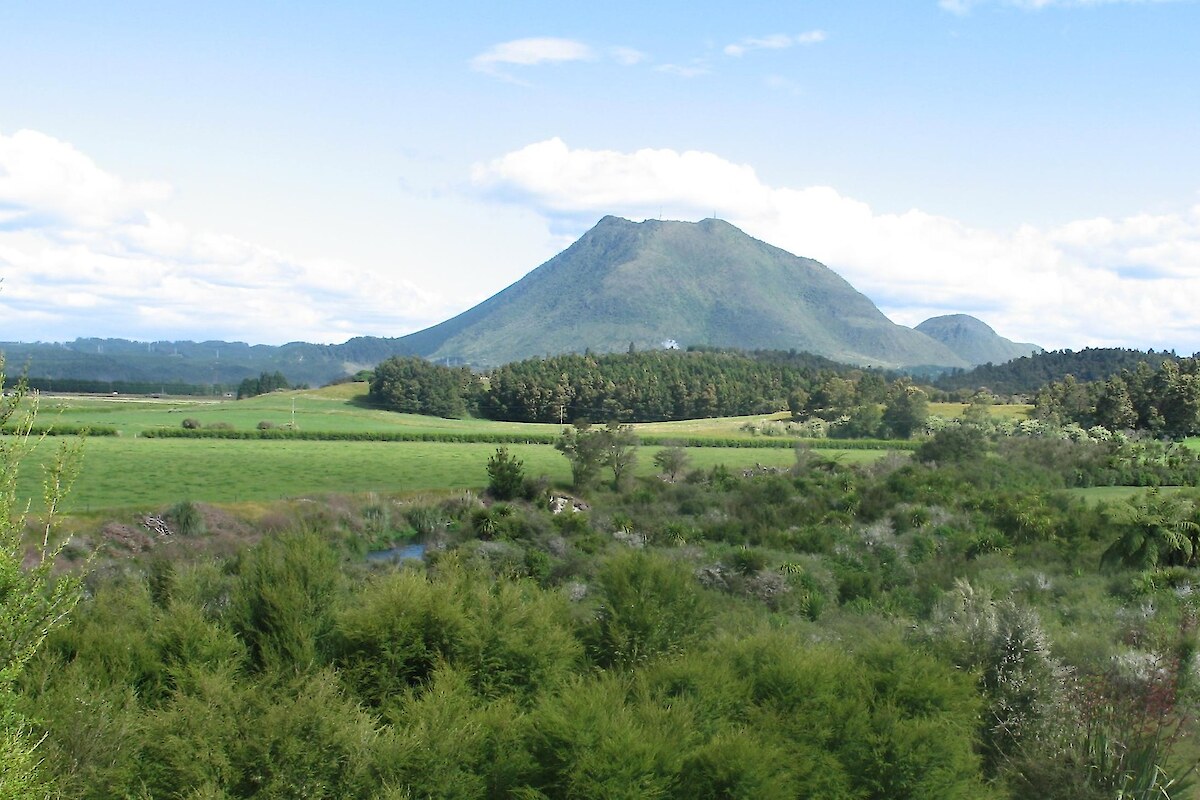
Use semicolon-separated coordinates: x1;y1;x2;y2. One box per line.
1032;357;1200;438
236;370;292;400
0;422;117;436
369;349;919;427
935;346;1186;395
14;403;1200;797
369;356;475;418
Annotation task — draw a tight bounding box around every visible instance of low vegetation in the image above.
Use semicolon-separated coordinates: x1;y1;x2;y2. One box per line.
7;350;1200;797
9;418;1200;797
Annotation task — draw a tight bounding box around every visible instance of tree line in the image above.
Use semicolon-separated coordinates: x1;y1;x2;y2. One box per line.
1033;357;1200;438
370;350;896;424
936;347;1190;396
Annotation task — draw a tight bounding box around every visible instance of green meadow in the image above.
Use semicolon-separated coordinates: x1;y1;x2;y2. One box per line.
927;401;1033;420
1069;485;1200;505
36;385;1034;438
6;386;1057;512
11;407;883;513
16;429;882;513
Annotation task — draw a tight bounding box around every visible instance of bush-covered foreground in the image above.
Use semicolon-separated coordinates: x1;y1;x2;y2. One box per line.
11;427;1200;798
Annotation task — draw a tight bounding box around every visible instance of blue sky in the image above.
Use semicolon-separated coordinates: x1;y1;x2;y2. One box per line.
2;0;1198;353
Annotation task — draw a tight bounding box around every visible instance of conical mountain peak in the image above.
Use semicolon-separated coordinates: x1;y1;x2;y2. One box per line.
399;216;968;369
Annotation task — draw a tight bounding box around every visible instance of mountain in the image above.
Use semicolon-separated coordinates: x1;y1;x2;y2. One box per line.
914;314;1041;367
399;216;969;369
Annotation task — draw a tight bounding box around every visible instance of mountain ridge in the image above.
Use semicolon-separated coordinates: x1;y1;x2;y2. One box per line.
399;216;971;369
2;217;1049;384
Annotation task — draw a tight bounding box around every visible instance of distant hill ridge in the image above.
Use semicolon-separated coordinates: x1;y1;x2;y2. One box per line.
0;337;421;390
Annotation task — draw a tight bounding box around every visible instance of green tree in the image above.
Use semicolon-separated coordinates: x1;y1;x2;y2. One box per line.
485;447;525;501
787;387;810;421
811;376;857;418
232;531;342;672
652;443;690;482
555;424;608;491
237;370;291;399
370;356;470;419
962;393;993;428
917;426;987;464
923;579;1069;776
602;421;639;490
1093;376;1137;432
1100;490;1199;571
832;404;882;439
1156;360;1200;439
882;379;929;439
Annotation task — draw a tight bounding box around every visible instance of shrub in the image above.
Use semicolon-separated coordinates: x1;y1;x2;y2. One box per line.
408;506;448;538
181;418;201;429
168;500;207;537
256;420;275;430
486;447;525;501
586;550;706;669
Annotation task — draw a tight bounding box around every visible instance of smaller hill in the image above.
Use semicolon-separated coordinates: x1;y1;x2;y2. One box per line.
915;315;1040;367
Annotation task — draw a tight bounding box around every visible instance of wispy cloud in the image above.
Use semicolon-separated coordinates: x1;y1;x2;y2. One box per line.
609;46;648;66
941;0;1188;14
474;138;1200;353
470;37;594;79
470;38;648;81
724;30;827;57
0;129;442;344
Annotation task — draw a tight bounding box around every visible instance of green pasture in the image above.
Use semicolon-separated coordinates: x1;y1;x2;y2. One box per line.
15;436;890;513
36;385;785;440
34;384;566;438
927;402;1033;420
7;385;1048;512
34;386;1035;441
1069;485;1199;505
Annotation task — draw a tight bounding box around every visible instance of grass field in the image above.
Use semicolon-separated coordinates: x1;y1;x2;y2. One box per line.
1;387;1047;512
34;385;1035;439
15;435;889;513
1069;486;1200;505
927;402;1033;420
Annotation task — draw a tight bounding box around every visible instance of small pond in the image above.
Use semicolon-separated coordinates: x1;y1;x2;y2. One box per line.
365;542;427;562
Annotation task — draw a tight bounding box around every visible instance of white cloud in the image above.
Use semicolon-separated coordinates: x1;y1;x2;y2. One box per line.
470;38;650;80
0;130;170;230
724;30;827;57
473;138;1200;354
470;37;594;79
0;129;442;344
